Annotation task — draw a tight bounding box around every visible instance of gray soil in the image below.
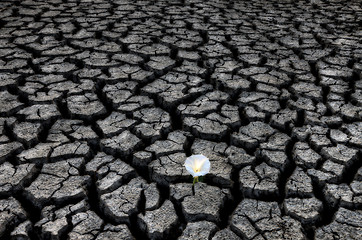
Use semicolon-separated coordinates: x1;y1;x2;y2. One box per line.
0;0;361;239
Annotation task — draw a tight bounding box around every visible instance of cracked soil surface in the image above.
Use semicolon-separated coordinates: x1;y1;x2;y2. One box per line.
0;0;361;239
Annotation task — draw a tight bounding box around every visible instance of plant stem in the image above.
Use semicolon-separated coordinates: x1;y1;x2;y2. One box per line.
192;176;199;186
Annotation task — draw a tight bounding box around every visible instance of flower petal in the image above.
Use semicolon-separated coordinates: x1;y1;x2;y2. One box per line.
185;164;196;177
191;155;206;168
184;156;196;167
200;158;210;174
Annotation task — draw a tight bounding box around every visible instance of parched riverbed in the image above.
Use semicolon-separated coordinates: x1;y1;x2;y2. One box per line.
0;0;361;239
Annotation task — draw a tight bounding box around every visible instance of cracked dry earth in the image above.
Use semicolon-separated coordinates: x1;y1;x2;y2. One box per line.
0;0;361;239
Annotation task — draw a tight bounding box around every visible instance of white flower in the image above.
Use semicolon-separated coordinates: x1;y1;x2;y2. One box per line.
184;154;210;178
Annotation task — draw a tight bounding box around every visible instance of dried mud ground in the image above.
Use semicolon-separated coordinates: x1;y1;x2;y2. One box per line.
0;0;361;239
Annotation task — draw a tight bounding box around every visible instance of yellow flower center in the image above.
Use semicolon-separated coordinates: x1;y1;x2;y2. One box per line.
193;159;205;173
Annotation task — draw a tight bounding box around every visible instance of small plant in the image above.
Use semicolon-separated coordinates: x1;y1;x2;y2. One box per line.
184;154;210;186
